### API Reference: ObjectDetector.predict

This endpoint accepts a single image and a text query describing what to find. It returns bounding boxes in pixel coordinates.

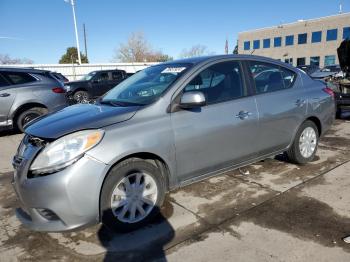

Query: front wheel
[286,120,319,164]
[100,158,165,232]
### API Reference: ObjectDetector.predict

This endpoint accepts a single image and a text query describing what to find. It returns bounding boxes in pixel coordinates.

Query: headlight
[64,85,71,91]
[30,130,104,174]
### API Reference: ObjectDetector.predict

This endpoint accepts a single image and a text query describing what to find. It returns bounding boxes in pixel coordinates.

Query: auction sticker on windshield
[161,67,187,74]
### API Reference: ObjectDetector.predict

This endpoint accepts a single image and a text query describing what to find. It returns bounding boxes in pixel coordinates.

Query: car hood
[25,104,139,140]
[310,71,336,79]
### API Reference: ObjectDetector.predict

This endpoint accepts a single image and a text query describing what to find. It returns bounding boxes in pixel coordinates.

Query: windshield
[101,63,191,106]
[80,71,96,81]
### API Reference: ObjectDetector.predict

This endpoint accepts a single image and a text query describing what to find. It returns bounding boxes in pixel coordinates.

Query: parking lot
[0,119,349,261]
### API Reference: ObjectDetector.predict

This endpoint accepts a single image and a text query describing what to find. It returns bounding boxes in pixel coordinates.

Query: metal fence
[0,62,158,81]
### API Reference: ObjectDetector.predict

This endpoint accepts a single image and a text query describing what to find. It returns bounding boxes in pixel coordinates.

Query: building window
[311,31,322,43]
[324,55,336,66]
[298,33,307,44]
[263,38,270,48]
[253,40,260,49]
[343,27,350,40]
[244,41,250,50]
[297,57,306,66]
[274,37,282,47]
[326,29,338,41]
[284,58,293,65]
[310,56,320,67]
[285,35,294,46]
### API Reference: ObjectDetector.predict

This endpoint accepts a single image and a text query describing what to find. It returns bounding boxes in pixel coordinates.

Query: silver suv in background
[0,68,68,132]
[12,55,335,232]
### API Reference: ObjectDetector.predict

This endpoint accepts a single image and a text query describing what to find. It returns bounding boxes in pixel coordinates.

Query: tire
[100,158,166,232]
[286,120,319,164]
[73,90,90,103]
[16,107,48,133]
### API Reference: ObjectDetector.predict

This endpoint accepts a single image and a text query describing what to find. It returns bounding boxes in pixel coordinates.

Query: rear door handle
[295,99,306,107]
[0,93,10,97]
[235,111,253,120]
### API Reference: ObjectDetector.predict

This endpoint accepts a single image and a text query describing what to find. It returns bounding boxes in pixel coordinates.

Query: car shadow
[97,204,175,262]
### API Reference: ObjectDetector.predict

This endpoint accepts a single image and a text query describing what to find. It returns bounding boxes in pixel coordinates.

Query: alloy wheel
[299,127,317,158]
[110,172,158,223]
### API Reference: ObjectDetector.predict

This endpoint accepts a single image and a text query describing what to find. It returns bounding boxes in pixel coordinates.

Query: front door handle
[0,93,10,97]
[235,111,253,120]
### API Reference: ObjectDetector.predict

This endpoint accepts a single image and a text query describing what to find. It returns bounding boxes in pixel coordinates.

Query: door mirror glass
[179,91,206,108]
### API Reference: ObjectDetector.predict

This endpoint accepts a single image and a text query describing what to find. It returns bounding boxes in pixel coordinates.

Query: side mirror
[179,91,206,109]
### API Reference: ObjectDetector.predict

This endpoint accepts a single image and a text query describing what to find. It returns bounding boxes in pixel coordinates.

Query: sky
[0,0,349,64]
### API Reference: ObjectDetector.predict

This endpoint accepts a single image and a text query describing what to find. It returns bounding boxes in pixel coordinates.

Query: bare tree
[0,54,33,64]
[114,32,172,62]
[179,44,211,58]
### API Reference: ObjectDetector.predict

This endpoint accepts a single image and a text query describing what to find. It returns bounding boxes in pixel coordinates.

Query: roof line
[238,12,350,35]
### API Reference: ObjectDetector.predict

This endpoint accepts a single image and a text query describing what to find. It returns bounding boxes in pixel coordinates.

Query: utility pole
[83,23,88,60]
[225,38,229,55]
[65,0,81,64]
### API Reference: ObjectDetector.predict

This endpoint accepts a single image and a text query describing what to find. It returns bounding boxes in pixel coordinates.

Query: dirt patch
[226,191,350,252]
[320,136,350,150]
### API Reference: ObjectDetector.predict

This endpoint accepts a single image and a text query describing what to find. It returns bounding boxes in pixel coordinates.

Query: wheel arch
[72,87,88,94]
[98,152,172,221]
[288,116,322,150]
[12,102,47,122]
[305,116,322,136]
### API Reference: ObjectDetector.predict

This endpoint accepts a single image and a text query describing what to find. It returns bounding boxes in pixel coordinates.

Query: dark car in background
[0,68,68,132]
[297,65,319,75]
[65,69,128,103]
[310,65,342,79]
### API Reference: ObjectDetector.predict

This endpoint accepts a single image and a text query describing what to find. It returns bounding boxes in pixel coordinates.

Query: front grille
[14,135,47,179]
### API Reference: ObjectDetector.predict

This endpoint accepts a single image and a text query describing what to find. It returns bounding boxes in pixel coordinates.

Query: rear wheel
[16,107,48,132]
[73,90,90,103]
[286,120,319,164]
[100,158,165,232]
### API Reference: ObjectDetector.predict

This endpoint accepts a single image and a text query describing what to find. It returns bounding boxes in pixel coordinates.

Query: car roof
[0,67,50,74]
[91,69,125,73]
[161,54,296,70]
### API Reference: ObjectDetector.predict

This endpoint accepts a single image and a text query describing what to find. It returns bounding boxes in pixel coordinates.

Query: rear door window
[96,72,109,82]
[112,71,123,80]
[248,61,296,94]
[2,72,36,85]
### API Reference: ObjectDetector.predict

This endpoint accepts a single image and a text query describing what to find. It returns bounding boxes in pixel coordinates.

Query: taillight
[323,87,334,97]
[52,87,65,93]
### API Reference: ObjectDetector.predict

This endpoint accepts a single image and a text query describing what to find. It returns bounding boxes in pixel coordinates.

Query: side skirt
[177,148,288,189]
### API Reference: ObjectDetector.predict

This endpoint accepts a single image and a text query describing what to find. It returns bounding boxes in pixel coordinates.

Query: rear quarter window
[2,72,37,85]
